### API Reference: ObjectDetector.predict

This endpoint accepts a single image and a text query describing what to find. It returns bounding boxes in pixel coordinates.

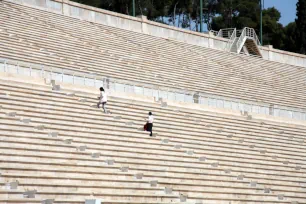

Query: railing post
[83,75,85,85]
[16,62,19,74]
[29,64,32,76]
[62,69,64,82]
[73,73,75,84]
[41,65,44,78]
[4,60,7,72]
[143,86,145,96]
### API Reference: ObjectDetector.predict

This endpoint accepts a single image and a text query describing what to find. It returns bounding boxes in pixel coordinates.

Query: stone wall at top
[5,0,306,68]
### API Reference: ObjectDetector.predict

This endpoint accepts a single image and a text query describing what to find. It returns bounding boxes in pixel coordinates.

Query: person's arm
[98,92,102,100]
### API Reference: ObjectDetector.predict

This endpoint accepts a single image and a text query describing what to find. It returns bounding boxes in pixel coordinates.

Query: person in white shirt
[97,87,108,113]
[146,112,154,136]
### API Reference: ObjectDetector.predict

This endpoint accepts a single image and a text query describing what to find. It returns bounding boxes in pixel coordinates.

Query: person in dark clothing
[146,112,154,136]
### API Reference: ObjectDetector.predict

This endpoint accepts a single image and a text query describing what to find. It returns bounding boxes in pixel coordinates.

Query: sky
[264,0,298,26]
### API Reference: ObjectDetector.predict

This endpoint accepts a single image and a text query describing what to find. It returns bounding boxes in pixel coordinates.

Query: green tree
[283,22,297,52]
[211,0,260,30]
[262,7,285,49]
[295,0,306,54]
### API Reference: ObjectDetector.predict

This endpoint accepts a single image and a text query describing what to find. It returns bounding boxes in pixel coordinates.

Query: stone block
[78,98,87,102]
[164,187,172,194]
[205,124,211,128]
[85,199,102,204]
[211,162,219,167]
[194,119,201,123]
[199,157,206,161]
[179,194,187,202]
[278,194,284,200]
[249,145,255,148]
[161,102,167,107]
[23,190,37,198]
[237,175,244,180]
[184,114,190,118]
[21,118,31,124]
[35,125,45,130]
[120,166,129,172]
[64,139,73,144]
[106,159,114,165]
[92,153,101,158]
[77,146,87,151]
[7,181,18,189]
[42,199,54,204]
[48,132,58,137]
[247,115,252,120]
[264,188,271,193]
[283,161,289,165]
[186,150,194,155]
[295,166,302,170]
[113,116,122,120]
[250,181,257,187]
[51,80,56,86]
[238,139,244,143]
[6,112,17,117]
[125,121,134,126]
[66,93,75,97]
[174,144,182,149]
[162,139,169,143]
[0,93,9,98]
[227,134,233,138]
[135,173,143,179]
[216,129,222,133]
[150,180,158,187]
[260,150,266,154]
[52,85,61,91]
[224,169,231,174]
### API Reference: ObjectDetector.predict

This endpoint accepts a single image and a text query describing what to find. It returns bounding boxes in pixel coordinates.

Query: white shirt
[100,91,107,102]
[147,115,154,123]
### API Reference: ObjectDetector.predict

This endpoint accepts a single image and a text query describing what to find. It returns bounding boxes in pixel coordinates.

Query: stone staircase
[0,1,306,111]
[0,75,305,203]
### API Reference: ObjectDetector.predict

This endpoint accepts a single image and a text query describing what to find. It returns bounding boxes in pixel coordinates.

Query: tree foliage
[70,0,306,54]
[295,0,306,54]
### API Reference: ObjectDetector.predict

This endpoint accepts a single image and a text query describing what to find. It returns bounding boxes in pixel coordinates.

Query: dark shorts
[147,123,153,132]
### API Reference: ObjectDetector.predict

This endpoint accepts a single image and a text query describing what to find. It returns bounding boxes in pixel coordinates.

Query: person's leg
[147,123,153,136]
[102,102,107,113]
[150,123,153,136]
[97,102,101,108]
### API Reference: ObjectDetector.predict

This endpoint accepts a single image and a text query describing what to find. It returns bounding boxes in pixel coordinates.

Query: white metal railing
[215,28,235,39]
[236,28,247,53]
[209,30,218,37]
[224,28,236,52]
[0,58,306,121]
[236,27,261,53]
